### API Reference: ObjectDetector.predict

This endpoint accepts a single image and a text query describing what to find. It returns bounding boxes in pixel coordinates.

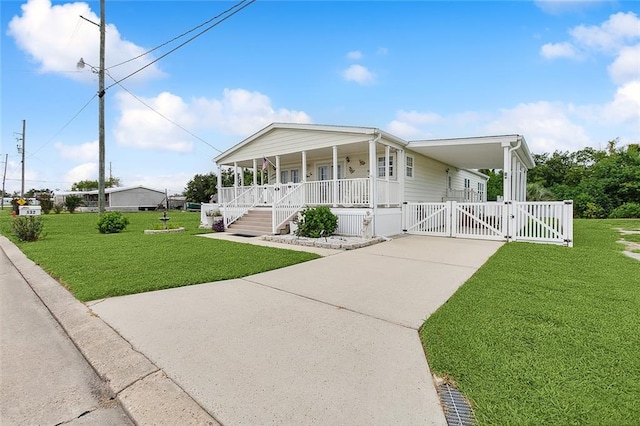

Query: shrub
[64,195,83,213]
[53,203,64,214]
[97,211,130,234]
[212,218,225,232]
[609,202,640,219]
[295,206,338,238]
[11,216,44,242]
[37,193,54,214]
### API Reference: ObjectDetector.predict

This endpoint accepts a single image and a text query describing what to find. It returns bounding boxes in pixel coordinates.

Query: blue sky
[1,0,639,194]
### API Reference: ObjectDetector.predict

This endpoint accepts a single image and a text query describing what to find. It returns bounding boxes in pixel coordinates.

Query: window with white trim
[406,155,414,178]
[464,178,471,189]
[377,155,394,177]
[478,182,484,193]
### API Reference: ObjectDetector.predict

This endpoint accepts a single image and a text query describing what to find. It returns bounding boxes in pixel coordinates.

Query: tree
[184,173,217,203]
[71,177,121,191]
[64,195,83,213]
[184,169,256,203]
[479,169,503,201]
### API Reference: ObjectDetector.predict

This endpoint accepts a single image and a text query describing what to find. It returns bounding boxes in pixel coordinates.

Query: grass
[420,219,640,425]
[0,210,319,301]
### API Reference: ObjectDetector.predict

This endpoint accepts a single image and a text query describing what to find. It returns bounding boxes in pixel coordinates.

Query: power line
[109,76,222,153]
[106,0,252,71]
[105,0,256,91]
[26,94,97,160]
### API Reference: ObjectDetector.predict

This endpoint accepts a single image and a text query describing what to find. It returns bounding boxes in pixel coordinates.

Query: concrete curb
[0,236,219,425]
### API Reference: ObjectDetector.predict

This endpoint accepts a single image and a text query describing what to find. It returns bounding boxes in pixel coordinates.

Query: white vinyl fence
[403,201,573,246]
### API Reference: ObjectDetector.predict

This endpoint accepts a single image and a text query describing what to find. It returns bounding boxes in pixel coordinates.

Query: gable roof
[214,122,407,164]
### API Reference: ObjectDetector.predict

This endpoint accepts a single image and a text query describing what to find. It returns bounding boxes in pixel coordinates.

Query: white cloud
[540,42,583,59]
[64,162,97,184]
[484,102,591,153]
[7,0,164,84]
[342,64,376,85]
[54,141,98,162]
[570,12,640,54]
[386,110,443,139]
[602,81,640,124]
[346,50,363,60]
[608,44,640,85]
[115,91,195,152]
[193,88,312,136]
[114,88,312,151]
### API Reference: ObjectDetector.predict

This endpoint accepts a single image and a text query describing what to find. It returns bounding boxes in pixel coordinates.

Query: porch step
[227,208,275,236]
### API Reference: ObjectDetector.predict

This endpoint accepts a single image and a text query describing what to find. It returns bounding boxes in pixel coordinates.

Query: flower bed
[261,234,385,250]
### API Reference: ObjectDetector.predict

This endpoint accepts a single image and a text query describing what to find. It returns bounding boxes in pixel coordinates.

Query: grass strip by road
[420,219,640,425]
[0,211,319,301]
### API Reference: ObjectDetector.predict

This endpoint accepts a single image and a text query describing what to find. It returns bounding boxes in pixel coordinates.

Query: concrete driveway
[90,235,502,425]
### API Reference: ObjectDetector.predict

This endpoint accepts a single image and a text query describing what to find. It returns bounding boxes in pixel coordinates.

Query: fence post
[564,200,574,247]
[401,201,407,233]
[504,201,513,242]
[449,201,456,237]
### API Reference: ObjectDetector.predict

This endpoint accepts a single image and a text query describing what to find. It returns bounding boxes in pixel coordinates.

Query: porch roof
[214,122,407,166]
[406,134,535,170]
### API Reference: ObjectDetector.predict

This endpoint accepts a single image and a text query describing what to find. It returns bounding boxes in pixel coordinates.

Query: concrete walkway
[89,235,503,425]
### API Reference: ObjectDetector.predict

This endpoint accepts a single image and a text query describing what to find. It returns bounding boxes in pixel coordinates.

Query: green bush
[609,202,640,218]
[11,215,44,242]
[53,203,64,214]
[295,206,338,238]
[64,195,83,213]
[97,211,130,234]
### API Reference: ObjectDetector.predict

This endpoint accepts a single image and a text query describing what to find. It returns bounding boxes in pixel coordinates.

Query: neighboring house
[55,185,166,212]
[211,123,572,246]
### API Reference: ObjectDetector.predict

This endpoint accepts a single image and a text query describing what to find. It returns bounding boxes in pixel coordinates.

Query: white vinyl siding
[403,151,449,202]
[220,129,373,164]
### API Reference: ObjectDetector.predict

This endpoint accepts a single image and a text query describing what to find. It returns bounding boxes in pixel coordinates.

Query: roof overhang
[214,122,407,165]
[407,134,535,170]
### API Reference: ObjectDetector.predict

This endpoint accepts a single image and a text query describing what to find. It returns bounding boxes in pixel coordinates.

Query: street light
[75,0,106,213]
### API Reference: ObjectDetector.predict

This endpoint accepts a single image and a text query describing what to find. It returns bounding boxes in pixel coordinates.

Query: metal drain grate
[437,382,475,426]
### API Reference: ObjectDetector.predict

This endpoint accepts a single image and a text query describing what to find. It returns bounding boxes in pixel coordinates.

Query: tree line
[482,139,640,218]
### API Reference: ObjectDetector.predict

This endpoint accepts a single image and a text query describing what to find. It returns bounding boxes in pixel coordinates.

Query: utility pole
[98,0,106,213]
[1,154,8,210]
[21,119,25,198]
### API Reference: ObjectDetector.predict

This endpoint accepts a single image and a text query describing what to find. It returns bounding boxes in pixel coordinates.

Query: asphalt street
[0,247,131,425]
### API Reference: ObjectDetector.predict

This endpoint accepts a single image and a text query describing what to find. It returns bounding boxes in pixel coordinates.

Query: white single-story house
[55,185,166,212]
[209,123,573,246]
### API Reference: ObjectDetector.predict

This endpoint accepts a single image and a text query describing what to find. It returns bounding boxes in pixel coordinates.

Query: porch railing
[377,179,401,205]
[444,188,483,202]
[272,184,305,234]
[223,186,256,228]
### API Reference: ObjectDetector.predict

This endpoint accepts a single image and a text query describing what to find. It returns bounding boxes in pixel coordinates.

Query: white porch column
[217,164,223,204]
[252,159,258,204]
[275,155,281,185]
[233,161,238,199]
[397,149,405,205]
[301,151,307,183]
[240,167,244,187]
[369,139,377,209]
[502,144,511,202]
[523,169,528,201]
[332,145,338,207]
[385,145,390,207]
[252,159,257,186]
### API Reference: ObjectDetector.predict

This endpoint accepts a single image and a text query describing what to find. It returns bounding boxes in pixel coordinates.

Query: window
[464,178,471,189]
[377,155,394,177]
[280,170,289,183]
[448,176,452,189]
[290,169,299,183]
[280,169,300,183]
[478,182,484,193]
[406,155,414,178]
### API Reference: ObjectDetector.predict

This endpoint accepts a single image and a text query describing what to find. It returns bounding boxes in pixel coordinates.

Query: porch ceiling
[407,134,535,170]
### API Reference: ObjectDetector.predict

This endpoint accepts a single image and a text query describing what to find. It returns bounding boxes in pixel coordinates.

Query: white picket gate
[403,201,573,247]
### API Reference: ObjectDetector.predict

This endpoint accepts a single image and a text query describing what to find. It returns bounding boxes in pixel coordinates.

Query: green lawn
[421,219,640,425]
[0,210,319,301]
